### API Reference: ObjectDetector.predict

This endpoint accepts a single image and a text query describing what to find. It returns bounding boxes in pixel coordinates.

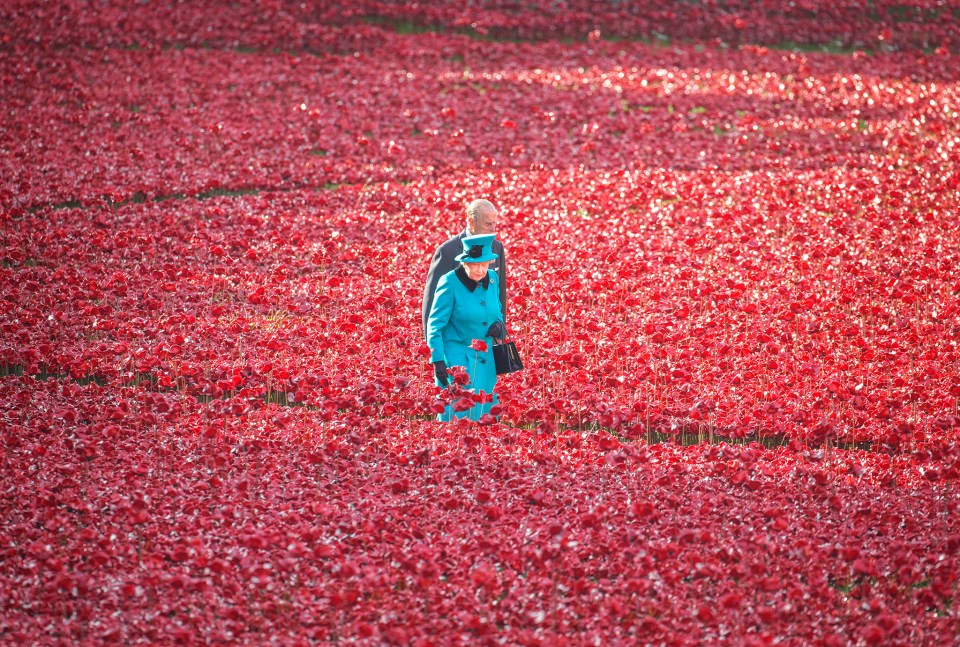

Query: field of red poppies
[3,2,960,644]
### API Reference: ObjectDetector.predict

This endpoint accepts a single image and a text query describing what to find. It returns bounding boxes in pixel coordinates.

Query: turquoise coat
[427,267,503,421]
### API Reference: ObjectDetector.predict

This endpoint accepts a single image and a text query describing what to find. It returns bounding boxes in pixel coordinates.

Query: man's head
[466,199,499,235]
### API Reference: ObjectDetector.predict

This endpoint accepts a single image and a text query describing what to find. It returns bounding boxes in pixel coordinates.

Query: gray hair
[466,199,497,223]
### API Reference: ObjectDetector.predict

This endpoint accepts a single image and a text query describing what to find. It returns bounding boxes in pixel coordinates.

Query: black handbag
[492,336,523,375]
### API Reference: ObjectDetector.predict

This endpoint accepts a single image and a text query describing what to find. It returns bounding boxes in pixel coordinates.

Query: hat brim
[456,253,498,263]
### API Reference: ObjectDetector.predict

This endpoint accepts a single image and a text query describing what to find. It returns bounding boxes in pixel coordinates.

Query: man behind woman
[423,201,508,422]
[421,199,506,334]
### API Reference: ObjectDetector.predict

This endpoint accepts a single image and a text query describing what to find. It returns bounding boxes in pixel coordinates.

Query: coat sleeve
[498,245,507,324]
[422,244,455,335]
[426,274,455,363]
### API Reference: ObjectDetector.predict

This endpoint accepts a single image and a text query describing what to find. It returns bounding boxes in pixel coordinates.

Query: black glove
[432,361,449,387]
[485,321,506,339]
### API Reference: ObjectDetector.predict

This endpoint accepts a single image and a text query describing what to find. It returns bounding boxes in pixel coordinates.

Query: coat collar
[455,266,490,292]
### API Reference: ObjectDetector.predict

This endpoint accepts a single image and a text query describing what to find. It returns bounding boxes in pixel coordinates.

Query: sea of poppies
[2,1,960,644]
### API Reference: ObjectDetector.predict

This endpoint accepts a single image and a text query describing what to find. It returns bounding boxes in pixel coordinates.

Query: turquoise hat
[455,234,498,263]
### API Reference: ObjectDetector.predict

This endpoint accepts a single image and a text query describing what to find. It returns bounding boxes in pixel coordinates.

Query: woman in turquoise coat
[427,234,506,422]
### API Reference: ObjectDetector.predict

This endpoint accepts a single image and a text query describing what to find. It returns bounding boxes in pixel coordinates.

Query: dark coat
[422,228,507,334]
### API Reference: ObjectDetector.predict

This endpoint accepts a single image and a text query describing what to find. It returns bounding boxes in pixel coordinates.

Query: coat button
[482,322,487,326]
[481,301,486,306]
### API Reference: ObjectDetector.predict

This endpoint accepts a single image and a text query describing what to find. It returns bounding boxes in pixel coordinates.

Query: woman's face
[463,261,490,282]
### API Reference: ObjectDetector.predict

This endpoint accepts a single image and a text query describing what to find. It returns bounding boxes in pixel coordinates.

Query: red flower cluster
[2,376,958,643]
[2,1,959,643]
[1,0,958,52]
